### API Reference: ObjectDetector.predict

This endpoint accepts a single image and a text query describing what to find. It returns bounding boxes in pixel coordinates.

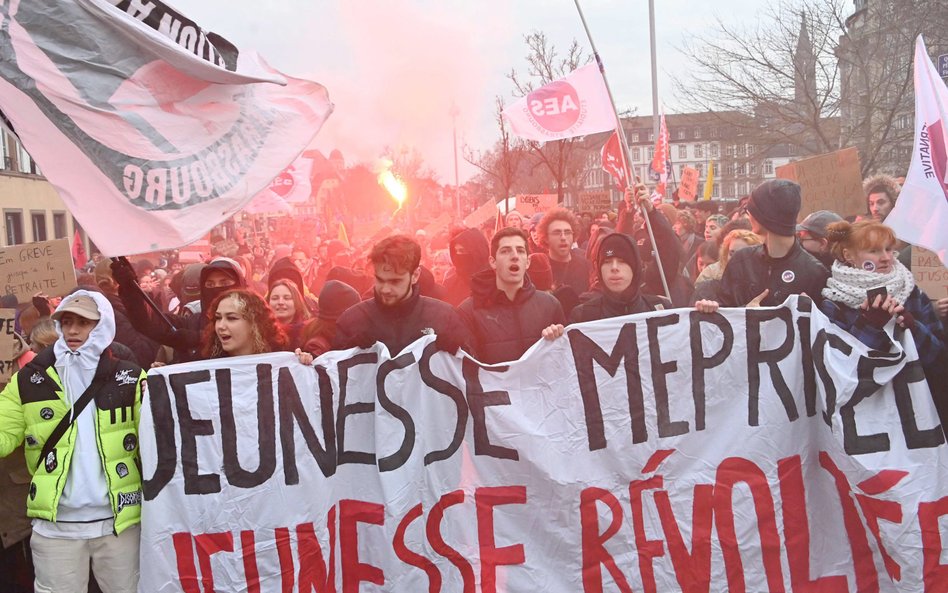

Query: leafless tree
[675,0,948,175]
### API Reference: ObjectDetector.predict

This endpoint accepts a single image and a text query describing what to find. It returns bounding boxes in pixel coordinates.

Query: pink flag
[600,131,628,190]
[886,36,948,264]
[502,64,616,141]
[0,0,332,256]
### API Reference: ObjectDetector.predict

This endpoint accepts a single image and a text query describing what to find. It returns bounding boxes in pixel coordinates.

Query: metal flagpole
[572,0,672,300]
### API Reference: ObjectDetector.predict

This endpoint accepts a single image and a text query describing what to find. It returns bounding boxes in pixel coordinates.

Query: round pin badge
[862,261,876,272]
[123,434,137,452]
[781,270,795,283]
[116,463,129,479]
[40,407,54,420]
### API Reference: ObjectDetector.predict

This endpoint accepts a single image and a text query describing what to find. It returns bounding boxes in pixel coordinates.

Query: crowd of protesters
[1,173,947,592]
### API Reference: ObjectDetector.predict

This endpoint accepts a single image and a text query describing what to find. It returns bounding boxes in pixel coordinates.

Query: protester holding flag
[569,232,671,323]
[111,257,247,363]
[0,291,146,593]
[820,220,947,426]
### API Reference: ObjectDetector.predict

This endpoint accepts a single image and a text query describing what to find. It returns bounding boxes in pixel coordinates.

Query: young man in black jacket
[333,235,471,355]
[457,227,565,364]
[719,179,829,307]
[570,233,672,323]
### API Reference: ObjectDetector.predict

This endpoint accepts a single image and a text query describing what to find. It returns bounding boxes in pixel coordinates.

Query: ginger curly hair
[202,289,288,358]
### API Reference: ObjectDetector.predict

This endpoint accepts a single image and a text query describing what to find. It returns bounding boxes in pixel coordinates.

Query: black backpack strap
[34,350,116,471]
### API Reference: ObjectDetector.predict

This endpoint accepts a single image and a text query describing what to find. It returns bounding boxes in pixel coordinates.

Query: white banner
[140,297,948,592]
[502,64,616,142]
[0,0,333,256]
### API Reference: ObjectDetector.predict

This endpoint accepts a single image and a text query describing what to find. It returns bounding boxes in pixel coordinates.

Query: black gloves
[110,257,138,286]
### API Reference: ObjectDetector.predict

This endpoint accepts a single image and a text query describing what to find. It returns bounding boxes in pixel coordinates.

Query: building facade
[0,129,89,251]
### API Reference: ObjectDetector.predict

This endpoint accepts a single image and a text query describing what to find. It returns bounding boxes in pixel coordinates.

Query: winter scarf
[821,259,915,309]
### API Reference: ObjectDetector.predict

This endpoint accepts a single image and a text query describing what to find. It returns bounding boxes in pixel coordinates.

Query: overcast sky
[173,0,824,181]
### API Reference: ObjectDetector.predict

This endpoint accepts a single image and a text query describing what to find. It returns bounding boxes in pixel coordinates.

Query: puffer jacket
[457,270,565,364]
[570,233,672,323]
[333,285,473,355]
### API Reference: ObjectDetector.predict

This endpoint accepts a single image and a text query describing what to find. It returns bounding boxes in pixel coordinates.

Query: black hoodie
[457,269,565,364]
[570,233,671,323]
[444,228,490,306]
[118,258,246,362]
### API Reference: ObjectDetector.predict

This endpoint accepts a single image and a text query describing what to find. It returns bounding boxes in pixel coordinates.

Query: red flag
[72,230,87,269]
[600,131,628,190]
[649,113,669,197]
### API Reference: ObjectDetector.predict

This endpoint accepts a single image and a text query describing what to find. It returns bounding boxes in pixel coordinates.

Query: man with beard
[457,227,565,364]
[538,208,591,294]
[333,235,471,355]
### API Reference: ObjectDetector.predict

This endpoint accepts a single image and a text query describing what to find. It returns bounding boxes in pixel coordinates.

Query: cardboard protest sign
[577,191,612,212]
[140,297,947,592]
[0,308,15,383]
[679,166,699,201]
[776,147,865,219]
[912,246,948,299]
[0,239,77,304]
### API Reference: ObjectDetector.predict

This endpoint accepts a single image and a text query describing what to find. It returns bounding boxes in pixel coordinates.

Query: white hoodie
[34,290,117,538]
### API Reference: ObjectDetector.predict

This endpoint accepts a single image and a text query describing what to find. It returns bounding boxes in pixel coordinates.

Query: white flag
[886,36,948,264]
[502,63,616,141]
[0,0,333,256]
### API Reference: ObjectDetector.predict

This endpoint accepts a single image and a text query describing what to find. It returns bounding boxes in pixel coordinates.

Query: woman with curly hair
[202,289,312,363]
[820,220,947,427]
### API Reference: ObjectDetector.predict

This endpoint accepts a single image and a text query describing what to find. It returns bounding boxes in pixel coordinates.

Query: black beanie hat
[746,179,801,236]
[597,233,637,269]
[317,280,360,322]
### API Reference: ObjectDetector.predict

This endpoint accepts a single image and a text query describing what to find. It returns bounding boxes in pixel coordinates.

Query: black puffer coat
[457,270,565,364]
[333,285,472,355]
[570,233,671,323]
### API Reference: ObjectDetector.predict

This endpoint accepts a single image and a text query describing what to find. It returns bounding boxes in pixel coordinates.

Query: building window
[694,144,704,159]
[736,144,746,157]
[53,212,67,239]
[695,163,703,175]
[694,127,701,139]
[647,130,654,142]
[631,132,640,143]
[725,145,735,157]
[647,147,655,161]
[675,129,686,140]
[632,147,641,161]
[31,212,47,242]
[736,163,745,176]
[748,145,755,156]
[750,163,758,176]
[4,210,24,246]
[0,130,8,170]
[710,127,720,139]
[712,183,719,198]
[764,160,774,175]
[726,163,735,176]
[17,143,32,174]
[710,144,720,158]
[677,145,688,159]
